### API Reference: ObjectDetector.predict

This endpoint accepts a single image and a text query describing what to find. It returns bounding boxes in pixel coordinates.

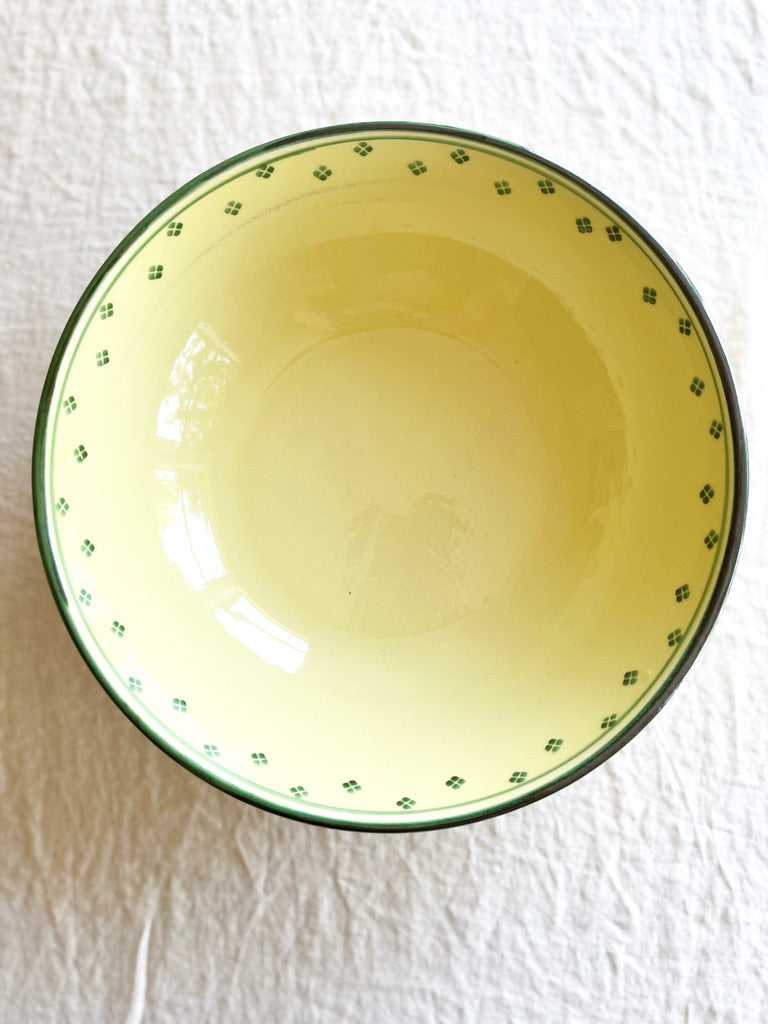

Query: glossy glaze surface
[34,126,743,829]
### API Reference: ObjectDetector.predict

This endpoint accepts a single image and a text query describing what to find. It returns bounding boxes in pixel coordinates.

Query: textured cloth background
[1,2,767,1022]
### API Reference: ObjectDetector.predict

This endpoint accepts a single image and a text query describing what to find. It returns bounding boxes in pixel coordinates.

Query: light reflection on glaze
[155,324,308,673]
[156,469,225,592]
[215,596,308,674]
[156,324,238,446]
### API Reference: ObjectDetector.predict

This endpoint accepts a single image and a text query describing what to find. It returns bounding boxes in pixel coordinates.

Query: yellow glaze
[40,128,736,828]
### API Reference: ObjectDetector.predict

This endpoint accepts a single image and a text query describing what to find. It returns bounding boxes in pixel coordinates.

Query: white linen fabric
[1,1,766,1021]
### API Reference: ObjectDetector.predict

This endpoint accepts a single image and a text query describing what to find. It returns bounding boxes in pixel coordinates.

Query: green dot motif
[545,738,563,753]
[250,752,268,766]
[494,180,512,195]
[450,148,469,164]
[408,160,427,176]
[508,771,528,784]
[643,286,657,304]
[396,796,416,809]
[576,217,592,233]
[342,779,362,793]
[445,775,465,790]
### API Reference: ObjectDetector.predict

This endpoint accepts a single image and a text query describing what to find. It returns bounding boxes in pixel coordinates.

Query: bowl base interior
[206,235,627,641]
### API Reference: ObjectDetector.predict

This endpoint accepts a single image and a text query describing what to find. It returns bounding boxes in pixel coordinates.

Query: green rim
[32,121,748,832]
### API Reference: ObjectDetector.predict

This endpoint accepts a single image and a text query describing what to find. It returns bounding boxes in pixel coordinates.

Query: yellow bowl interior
[36,126,740,829]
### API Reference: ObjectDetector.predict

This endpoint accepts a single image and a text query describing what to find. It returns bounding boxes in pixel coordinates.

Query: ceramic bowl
[33,123,747,830]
